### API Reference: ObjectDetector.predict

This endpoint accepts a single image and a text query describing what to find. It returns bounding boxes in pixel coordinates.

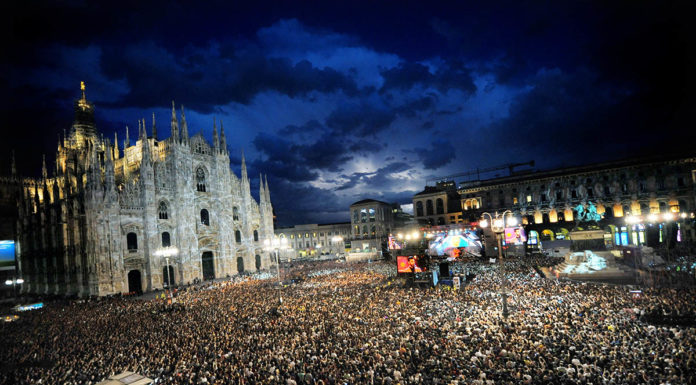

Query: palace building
[274,222,351,259]
[448,154,696,248]
[13,84,275,296]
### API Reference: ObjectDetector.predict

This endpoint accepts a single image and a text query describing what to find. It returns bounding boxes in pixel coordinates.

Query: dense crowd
[1,259,695,385]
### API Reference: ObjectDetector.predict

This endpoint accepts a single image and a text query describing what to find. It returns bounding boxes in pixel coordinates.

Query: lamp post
[480,210,516,319]
[154,247,178,304]
[264,237,288,304]
[331,236,344,259]
[5,277,24,303]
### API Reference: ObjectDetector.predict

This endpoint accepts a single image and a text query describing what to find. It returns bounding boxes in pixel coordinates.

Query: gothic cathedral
[16,84,275,296]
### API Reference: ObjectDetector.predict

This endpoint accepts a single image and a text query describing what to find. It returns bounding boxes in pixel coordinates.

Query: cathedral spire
[259,173,265,204]
[265,174,271,204]
[141,123,151,166]
[152,112,157,140]
[114,131,119,159]
[125,125,130,148]
[241,150,248,181]
[180,105,189,145]
[212,117,219,152]
[220,121,227,154]
[105,138,115,190]
[171,101,180,142]
[11,150,16,178]
[42,154,48,179]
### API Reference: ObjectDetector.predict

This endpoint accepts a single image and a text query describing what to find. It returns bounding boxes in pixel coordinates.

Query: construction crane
[426,160,535,185]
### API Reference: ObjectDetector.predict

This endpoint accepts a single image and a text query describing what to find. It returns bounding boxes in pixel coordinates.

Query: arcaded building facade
[15,85,275,296]
[456,155,696,247]
[412,180,463,226]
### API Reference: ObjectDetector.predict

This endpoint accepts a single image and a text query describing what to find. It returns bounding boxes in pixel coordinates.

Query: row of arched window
[126,228,260,251]
[159,201,242,222]
[415,198,445,217]
[353,225,377,237]
[352,208,377,223]
[127,231,172,251]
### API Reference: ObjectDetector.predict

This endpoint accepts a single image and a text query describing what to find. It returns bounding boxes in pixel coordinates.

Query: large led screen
[427,230,482,258]
[504,227,527,245]
[396,255,427,273]
[0,240,15,271]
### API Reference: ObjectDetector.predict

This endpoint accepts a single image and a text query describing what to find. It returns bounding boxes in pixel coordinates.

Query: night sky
[2,1,694,225]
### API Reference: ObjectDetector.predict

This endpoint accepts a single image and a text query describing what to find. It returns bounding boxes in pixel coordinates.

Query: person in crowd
[0,258,694,384]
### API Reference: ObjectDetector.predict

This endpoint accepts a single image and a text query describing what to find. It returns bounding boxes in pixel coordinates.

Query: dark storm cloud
[251,133,318,182]
[264,177,352,225]
[252,130,354,177]
[348,140,384,154]
[336,161,412,191]
[278,119,324,136]
[4,1,695,226]
[415,139,456,170]
[379,62,476,94]
[485,68,636,167]
[326,99,396,137]
[396,95,438,118]
[302,135,354,172]
[99,42,359,111]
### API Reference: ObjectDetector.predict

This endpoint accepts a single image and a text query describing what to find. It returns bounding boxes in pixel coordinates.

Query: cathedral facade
[15,84,275,296]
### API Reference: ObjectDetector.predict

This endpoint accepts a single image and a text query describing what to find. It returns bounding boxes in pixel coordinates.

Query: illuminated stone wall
[14,89,275,296]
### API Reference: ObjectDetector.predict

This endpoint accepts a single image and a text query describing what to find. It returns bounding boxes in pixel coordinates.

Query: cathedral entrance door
[128,270,142,295]
[202,252,215,281]
[237,256,245,274]
[163,265,175,287]
[255,254,261,271]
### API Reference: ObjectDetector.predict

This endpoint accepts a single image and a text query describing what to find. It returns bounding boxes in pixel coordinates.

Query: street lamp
[331,236,344,258]
[480,210,516,319]
[154,247,178,304]
[264,237,288,304]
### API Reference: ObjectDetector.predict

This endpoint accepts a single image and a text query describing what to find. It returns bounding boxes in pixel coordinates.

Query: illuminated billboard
[504,227,527,245]
[0,241,15,271]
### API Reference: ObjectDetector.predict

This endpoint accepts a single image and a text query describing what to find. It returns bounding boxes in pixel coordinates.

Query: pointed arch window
[253,230,259,242]
[196,167,207,192]
[200,209,210,226]
[158,201,168,219]
[233,207,240,221]
[235,230,242,243]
